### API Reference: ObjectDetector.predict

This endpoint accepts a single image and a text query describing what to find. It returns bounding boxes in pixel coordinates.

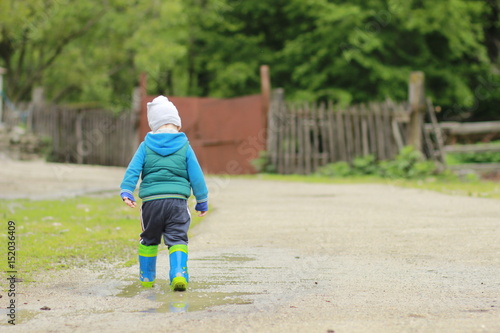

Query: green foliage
[258,173,500,199]
[1,0,499,120]
[378,146,437,179]
[316,155,378,177]
[250,150,276,173]
[351,155,378,175]
[315,146,437,179]
[446,141,500,164]
[315,161,352,177]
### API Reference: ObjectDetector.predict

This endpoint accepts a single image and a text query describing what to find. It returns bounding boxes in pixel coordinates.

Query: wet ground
[1,160,499,332]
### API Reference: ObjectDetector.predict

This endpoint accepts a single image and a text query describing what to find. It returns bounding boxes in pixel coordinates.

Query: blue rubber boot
[169,244,189,291]
[138,244,158,287]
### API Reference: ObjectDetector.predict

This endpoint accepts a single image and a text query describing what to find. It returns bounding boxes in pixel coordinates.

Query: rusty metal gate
[139,91,267,175]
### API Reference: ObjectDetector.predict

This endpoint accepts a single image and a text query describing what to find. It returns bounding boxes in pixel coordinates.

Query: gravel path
[1,160,499,332]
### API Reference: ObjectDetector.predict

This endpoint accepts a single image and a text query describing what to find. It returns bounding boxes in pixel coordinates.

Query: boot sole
[171,277,188,291]
[141,280,155,288]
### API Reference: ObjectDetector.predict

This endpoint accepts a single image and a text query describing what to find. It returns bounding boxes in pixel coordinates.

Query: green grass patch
[0,195,205,280]
[255,173,500,199]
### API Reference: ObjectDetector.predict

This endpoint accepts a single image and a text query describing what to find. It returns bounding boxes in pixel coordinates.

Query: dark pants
[140,199,191,247]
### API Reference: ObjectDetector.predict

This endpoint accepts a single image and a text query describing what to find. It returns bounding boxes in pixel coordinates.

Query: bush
[447,141,500,164]
[351,155,378,175]
[315,161,352,177]
[378,146,437,179]
[251,150,276,173]
[315,146,437,180]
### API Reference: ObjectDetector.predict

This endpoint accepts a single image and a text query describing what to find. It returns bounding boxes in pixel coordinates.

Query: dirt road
[1,159,499,332]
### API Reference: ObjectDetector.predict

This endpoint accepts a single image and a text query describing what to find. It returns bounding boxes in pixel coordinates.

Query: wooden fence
[29,105,138,166]
[424,120,500,172]
[267,89,411,174]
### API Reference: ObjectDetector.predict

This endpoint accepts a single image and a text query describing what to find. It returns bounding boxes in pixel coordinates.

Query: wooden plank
[277,101,286,174]
[437,121,500,135]
[365,104,377,157]
[343,107,354,162]
[290,104,297,173]
[392,119,405,151]
[448,163,500,171]
[372,103,386,160]
[326,101,336,163]
[64,109,72,162]
[295,104,304,174]
[443,143,500,153]
[303,103,312,174]
[335,107,347,162]
[318,102,329,167]
[351,106,361,158]
[425,98,446,166]
[382,102,395,158]
[284,104,292,174]
[362,115,369,156]
[311,103,320,172]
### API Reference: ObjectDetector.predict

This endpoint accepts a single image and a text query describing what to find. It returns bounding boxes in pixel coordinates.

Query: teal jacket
[120,132,208,204]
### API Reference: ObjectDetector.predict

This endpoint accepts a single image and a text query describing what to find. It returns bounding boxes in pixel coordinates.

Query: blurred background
[1,0,499,175]
[1,0,498,119]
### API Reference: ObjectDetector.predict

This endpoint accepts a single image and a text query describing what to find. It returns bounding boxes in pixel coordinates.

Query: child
[120,95,208,291]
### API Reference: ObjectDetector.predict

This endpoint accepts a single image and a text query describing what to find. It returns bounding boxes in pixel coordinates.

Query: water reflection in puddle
[116,279,253,313]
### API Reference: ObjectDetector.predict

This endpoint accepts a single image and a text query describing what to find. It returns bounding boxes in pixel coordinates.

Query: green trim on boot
[139,243,158,257]
[169,244,188,255]
[138,244,158,287]
[169,244,189,291]
[141,280,154,288]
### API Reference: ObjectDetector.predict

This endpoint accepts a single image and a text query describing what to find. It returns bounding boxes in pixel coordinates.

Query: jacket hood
[144,132,188,156]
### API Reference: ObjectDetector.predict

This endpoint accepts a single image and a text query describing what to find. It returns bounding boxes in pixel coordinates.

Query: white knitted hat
[147,95,181,132]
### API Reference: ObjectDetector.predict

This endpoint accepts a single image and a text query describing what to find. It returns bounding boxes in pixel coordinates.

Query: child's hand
[197,210,207,217]
[195,201,208,217]
[123,197,137,208]
[121,191,136,208]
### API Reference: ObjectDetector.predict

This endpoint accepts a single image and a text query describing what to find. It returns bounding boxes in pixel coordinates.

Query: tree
[0,0,189,108]
[0,0,107,102]
[0,0,498,120]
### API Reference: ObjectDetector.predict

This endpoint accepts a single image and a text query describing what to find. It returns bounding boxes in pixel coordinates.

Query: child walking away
[120,95,208,291]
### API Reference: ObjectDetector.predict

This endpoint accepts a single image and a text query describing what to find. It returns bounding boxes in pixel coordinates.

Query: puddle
[115,279,253,313]
[0,309,40,326]
[191,254,256,262]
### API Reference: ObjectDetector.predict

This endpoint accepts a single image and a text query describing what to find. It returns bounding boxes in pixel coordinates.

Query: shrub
[447,141,500,164]
[251,150,276,173]
[379,146,437,179]
[315,146,437,179]
[315,161,352,177]
[351,154,378,175]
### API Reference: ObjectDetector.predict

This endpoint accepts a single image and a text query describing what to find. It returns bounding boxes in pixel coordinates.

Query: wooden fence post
[0,67,6,124]
[29,87,44,131]
[407,71,426,151]
[260,65,271,142]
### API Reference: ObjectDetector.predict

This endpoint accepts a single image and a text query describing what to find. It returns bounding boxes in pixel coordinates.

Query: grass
[254,173,500,199]
[0,194,205,280]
